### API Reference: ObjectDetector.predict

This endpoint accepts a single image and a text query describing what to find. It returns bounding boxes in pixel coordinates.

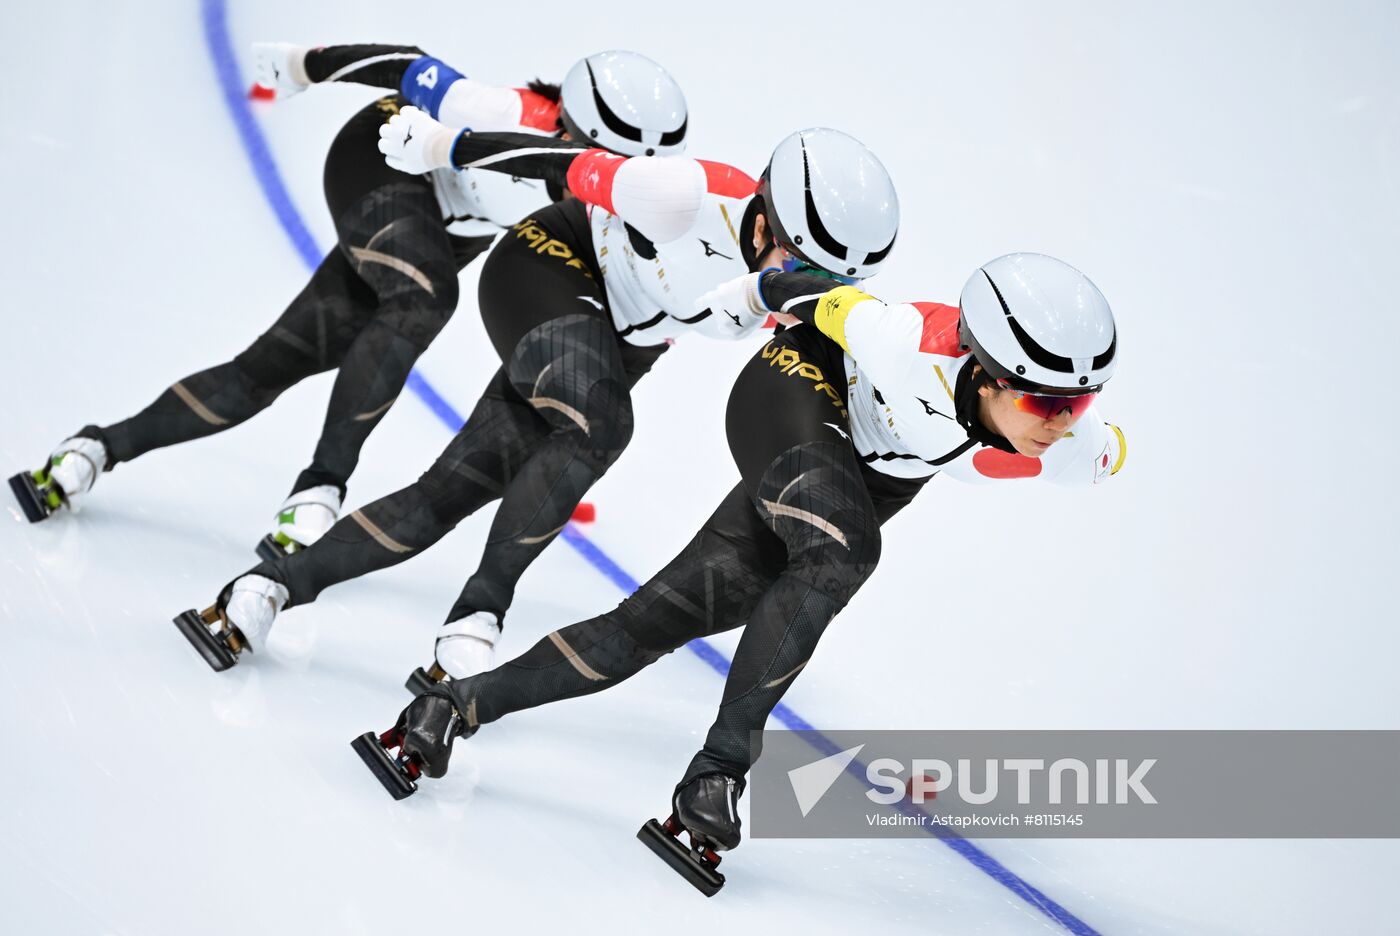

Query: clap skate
[353,686,470,800]
[350,723,424,801]
[171,602,246,672]
[172,575,288,672]
[637,814,726,897]
[8,466,63,523]
[9,436,108,523]
[638,773,742,896]
[404,662,447,696]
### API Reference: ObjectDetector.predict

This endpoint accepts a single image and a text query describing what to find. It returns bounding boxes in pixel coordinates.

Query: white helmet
[559,51,687,157]
[958,253,1117,394]
[756,128,899,281]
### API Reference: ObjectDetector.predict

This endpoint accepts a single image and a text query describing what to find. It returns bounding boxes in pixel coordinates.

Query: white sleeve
[436,78,527,131]
[841,299,924,393]
[607,157,708,244]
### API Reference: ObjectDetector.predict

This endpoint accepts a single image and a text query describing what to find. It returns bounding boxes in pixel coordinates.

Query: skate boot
[352,683,474,799]
[8,436,108,523]
[256,484,342,561]
[172,574,288,671]
[674,774,744,850]
[638,774,742,896]
[405,610,501,694]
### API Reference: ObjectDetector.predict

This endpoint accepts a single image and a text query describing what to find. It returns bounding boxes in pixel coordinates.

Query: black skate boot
[638,774,743,897]
[171,583,245,672]
[352,684,473,800]
[674,774,744,850]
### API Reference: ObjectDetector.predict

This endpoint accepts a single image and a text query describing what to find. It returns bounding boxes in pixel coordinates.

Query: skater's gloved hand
[378,106,460,175]
[694,272,775,337]
[251,42,312,99]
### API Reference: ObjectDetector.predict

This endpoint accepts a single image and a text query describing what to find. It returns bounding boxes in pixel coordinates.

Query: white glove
[693,272,770,338]
[251,42,311,99]
[378,106,458,175]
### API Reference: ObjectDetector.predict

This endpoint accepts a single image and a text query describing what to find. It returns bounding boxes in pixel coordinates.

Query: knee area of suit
[344,226,460,316]
[784,510,882,599]
[231,350,304,392]
[527,376,635,462]
[580,383,634,460]
[415,473,478,527]
[518,614,660,674]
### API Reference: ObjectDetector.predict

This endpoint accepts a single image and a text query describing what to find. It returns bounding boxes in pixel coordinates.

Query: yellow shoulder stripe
[933,364,955,401]
[814,285,874,353]
[1110,424,1127,475]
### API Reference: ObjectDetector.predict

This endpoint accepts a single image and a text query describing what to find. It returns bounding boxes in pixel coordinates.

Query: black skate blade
[255,534,287,563]
[404,666,440,696]
[172,609,237,672]
[351,732,418,800]
[638,819,725,897]
[8,472,50,523]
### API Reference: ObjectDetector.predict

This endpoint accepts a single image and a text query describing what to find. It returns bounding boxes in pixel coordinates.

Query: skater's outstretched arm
[253,43,560,132]
[380,107,754,246]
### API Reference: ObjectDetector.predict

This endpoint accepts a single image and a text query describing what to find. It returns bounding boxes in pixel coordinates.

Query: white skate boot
[256,484,342,561]
[403,611,502,692]
[223,575,289,652]
[435,611,502,679]
[9,436,108,522]
[172,574,288,672]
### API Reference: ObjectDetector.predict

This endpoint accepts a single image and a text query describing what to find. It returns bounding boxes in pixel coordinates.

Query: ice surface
[2,1,1397,933]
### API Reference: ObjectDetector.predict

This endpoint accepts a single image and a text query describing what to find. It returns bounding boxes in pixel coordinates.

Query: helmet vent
[659,118,687,146]
[586,61,644,142]
[984,269,1014,317]
[1093,331,1116,369]
[863,235,896,266]
[800,138,848,261]
[985,269,1100,376]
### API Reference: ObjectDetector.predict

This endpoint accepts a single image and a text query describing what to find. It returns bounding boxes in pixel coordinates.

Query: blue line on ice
[200,2,1101,931]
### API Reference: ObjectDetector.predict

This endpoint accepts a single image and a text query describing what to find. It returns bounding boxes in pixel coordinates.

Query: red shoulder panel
[564,149,626,214]
[972,448,1042,479]
[913,302,962,356]
[696,160,757,199]
[514,88,561,133]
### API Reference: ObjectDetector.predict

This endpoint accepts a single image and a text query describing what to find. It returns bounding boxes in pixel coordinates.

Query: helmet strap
[954,362,1017,454]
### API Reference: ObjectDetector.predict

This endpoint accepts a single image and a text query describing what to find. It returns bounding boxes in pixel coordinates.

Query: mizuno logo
[917,397,953,420]
[824,422,850,440]
[577,295,604,311]
[699,239,733,259]
[725,311,742,326]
